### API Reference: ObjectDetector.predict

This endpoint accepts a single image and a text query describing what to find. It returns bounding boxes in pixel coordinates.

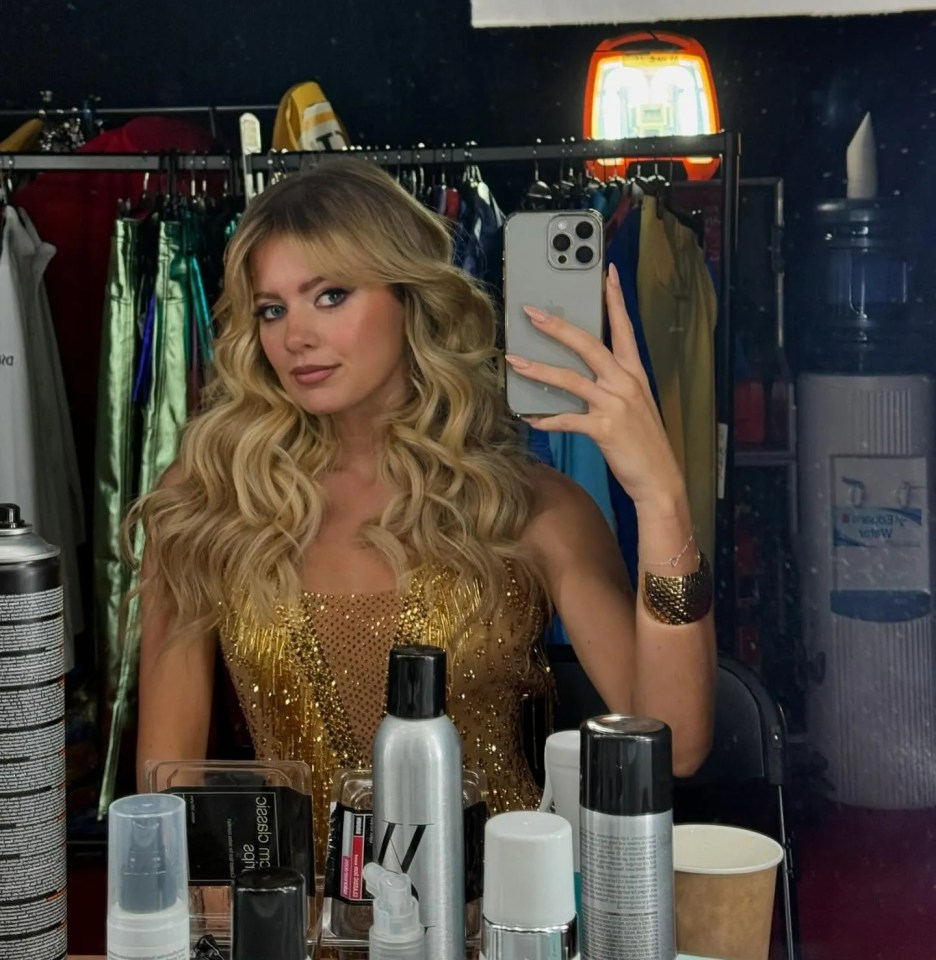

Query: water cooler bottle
[799,198,936,808]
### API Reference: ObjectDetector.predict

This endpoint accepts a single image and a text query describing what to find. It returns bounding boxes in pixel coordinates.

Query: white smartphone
[503,210,605,417]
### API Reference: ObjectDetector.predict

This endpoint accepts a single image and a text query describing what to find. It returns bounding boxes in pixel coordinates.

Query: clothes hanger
[551,162,575,206]
[0,164,14,208]
[583,164,603,195]
[416,164,430,206]
[457,161,477,207]
[164,152,184,219]
[239,112,264,201]
[523,157,553,210]
[628,162,669,217]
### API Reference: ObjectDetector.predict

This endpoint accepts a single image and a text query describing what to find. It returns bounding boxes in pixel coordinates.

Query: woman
[135,158,715,862]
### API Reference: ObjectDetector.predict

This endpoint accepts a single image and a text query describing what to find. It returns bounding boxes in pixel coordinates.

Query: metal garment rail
[0,104,279,116]
[0,103,282,137]
[0,132,740,644]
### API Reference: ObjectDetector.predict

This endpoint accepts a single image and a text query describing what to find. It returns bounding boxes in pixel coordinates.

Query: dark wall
[5,2,935,199]
[6,1,935,360]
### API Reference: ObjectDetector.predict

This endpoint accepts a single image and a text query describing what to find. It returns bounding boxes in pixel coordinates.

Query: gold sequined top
[219,566,550,874]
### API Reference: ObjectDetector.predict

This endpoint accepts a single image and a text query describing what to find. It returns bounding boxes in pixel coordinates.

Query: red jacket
[16,116,218,493]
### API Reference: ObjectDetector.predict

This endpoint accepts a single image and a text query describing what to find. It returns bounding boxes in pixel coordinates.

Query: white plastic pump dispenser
[364,862,427,960]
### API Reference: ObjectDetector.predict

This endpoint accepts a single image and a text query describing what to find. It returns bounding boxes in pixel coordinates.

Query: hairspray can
[373,644,465,960]
[580,716,675,960]
[0,504,67,959]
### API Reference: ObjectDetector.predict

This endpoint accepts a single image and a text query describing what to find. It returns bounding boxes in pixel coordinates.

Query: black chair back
[687,656,787,788]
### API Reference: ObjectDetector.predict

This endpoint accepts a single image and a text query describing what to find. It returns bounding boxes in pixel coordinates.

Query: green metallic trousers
[95,216,210,814]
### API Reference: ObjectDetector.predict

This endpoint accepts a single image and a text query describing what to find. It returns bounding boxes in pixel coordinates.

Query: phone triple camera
[549,215,598,269]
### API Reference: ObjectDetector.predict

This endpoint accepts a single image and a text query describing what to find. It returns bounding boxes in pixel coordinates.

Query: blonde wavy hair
[127,157,541,634]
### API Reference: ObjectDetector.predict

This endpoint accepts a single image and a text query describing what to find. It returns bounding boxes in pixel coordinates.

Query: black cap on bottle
[581,715,672,816]
[232,867,306,960]
[0,504,26,529]
[386,643,447,719]
[119,816,177,913]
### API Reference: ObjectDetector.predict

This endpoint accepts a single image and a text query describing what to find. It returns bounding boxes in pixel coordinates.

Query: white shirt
[0,207,85,669]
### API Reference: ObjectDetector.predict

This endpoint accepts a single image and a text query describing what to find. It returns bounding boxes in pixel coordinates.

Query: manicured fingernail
[505,354,531,369]
[608,263,621,286]
[524,305,548,323]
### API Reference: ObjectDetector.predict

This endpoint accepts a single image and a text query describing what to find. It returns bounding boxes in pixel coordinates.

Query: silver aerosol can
[373,644,465,960]
[580,716,675,960]
[0,504,67,959]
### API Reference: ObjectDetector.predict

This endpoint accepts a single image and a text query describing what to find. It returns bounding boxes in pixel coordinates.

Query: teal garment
[547,432,618,535]
[99,218,191,814]
[183,210,217,393]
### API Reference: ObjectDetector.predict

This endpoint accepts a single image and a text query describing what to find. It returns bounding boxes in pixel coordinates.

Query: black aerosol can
[0,504,67,959]
[580,716,675,960]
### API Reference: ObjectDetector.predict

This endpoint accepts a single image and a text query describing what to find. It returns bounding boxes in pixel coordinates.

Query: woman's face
[252,235,410,425]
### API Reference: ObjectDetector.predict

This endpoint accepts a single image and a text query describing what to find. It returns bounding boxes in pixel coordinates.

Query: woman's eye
[317,288,349,308]
[254,303,286,322]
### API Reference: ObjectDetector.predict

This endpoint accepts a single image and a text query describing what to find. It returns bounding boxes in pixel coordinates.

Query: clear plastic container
[320,767,487,948]
[144,758,315,953]
[107,793,189,960]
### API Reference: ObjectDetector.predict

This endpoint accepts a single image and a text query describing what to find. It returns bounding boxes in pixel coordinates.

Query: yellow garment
[272,81,350,152]
[0,118,44,152]
[220,566,549,874]
[637,196,718,562]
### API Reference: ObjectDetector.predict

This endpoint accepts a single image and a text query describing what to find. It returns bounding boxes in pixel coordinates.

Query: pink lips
[291,364,338,385]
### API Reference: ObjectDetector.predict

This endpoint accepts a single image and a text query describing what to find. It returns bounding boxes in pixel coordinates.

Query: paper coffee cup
[673,823,783,960]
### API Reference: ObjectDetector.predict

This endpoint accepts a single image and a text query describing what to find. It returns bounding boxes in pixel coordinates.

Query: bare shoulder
[523,463,615,559]
[157,461,185,490]
[528,462,598,515]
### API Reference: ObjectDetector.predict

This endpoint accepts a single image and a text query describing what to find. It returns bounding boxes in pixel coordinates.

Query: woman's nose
[283,308,319,353]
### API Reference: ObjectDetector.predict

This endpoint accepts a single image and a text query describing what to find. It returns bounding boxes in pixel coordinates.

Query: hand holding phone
[503,211,605,417]
[505,253,688,515]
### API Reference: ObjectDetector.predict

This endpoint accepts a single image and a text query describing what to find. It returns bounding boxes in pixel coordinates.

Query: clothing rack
[0,133,734,169]
[0,104,280,117]
[0,101,281,138]
[0,132,741,646]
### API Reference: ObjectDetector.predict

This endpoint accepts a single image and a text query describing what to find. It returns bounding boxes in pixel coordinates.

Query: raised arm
[507,263,716,775]
[528,468,715,776]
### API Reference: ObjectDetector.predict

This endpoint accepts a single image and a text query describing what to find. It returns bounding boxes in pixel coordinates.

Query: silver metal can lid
[0,504,60,563]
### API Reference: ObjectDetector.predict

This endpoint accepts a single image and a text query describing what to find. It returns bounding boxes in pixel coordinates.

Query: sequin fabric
[219,566,550,874]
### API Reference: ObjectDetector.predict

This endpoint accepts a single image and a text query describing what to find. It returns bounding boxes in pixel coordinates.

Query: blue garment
[472,181,506,289]
[605,206,663,592]
[132,292,157,405]
[610,205,661,407]
[453,181,505,287]
[527,423,554,468]
[589,190,610,219]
